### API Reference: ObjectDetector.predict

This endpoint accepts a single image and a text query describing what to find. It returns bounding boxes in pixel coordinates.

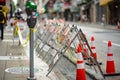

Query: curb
[67,21,120,31]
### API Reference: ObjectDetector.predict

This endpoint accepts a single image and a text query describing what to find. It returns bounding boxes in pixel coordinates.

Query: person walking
[14,4,23,20]
[0,6,6,40]
[101,14,106,26]
[63,1,71,21]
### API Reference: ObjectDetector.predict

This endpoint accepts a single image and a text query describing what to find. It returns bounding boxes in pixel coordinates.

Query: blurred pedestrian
[14,4,23,20]
[81,14,87,22]
[0,6,6,40]
[63,1,71,21]
[117,19,120,29]
[101,14,106,26]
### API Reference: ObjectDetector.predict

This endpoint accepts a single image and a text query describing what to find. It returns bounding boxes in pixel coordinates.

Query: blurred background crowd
[1,0,120,25]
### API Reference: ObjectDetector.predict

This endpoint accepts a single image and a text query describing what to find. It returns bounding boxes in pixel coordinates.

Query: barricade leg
[38,44,46,57]
[44,49,53,63]
[42,47,52,60]
[46,52,63,76]
[48,51,59,68]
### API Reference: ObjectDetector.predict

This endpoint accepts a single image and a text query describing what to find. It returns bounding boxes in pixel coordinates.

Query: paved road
[35,21,120,80]
[78,25,120,68]
[75,23,120,80]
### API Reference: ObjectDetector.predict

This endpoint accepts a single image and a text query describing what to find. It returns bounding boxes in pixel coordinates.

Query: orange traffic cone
[86,36,102,65]
[76,44,86,80]
[106,41,116,74]
[90,36,97,60]
[83,42,89,60]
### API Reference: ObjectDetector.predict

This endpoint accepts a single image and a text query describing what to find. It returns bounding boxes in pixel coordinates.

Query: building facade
[79,0,120,25]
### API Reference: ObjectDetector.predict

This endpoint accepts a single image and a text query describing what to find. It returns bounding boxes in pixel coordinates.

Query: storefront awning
[99,0,113,6]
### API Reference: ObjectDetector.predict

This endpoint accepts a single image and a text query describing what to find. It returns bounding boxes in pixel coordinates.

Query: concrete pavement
[0,26,67,80]
[1,21,119,80]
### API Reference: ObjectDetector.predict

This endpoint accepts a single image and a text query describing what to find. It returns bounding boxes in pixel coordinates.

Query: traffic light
[25,1,37,28]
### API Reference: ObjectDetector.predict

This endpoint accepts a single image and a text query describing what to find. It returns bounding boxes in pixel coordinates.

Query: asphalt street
[35,21,120,80]
[76,23,120,80]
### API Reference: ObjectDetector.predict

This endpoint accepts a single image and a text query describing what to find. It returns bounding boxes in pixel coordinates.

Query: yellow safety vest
[2,6,9,13]
[0,10,6,24]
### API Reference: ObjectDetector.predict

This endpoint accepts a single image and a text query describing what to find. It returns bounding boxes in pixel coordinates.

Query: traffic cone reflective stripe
[76,44,86,80]
[90,36,97,60]
[91,48,97,60]
[106,41,116,74]
[77,61,84,69]
[83,42,89,59]
[107,54,114,61]
[91,42,95,49]
[108,47,112,53]
[77,53,83,62]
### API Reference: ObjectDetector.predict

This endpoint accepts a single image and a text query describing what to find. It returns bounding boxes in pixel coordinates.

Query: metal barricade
[34,20,104,78]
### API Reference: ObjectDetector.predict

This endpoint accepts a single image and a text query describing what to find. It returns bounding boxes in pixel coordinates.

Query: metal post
[27,29,36,80]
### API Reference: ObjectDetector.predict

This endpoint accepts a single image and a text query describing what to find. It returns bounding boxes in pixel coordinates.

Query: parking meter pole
[27,28,36,80]
[30,29,34,77]
[30,29,34,78]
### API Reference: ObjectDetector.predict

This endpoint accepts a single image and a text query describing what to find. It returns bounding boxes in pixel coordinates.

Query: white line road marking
[0,56,28,60]
[103,40,120,47]
[3,39,19,42]
[4,33,13,36]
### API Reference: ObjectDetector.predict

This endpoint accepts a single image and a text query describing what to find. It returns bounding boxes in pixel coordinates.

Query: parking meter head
[25,1,37,28]
[27,17,37,28]
[25,1,37,16]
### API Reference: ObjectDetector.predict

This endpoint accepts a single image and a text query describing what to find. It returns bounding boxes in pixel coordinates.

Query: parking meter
[26,1,37,80]
[26,1,37,28]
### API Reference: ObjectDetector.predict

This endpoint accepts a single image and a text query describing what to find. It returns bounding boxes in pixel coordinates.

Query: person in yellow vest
[2,6,9,13]
[0,6,6,40]
[2,5,9,20]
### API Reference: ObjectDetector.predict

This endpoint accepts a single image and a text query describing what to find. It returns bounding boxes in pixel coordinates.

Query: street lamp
[25,1,37,80]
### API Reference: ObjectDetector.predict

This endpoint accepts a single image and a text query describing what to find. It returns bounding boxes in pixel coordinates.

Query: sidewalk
[0,26,67,80]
